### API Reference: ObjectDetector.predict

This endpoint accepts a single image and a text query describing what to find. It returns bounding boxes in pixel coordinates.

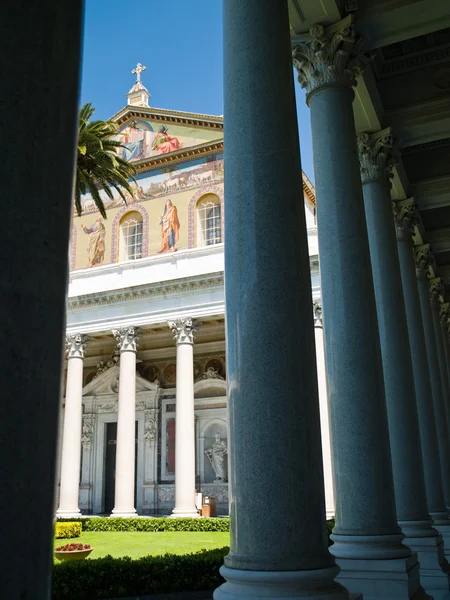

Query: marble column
[57,334,90,517]
[314,301,335,520]
[217,1,348,598]
[0,2,83,596]
[293,19,425,600]
[167,318,199,518]
[439,304,450,438]
[416,248,450,513]
[358,131,447,595]
[395,201,450,571]
[111,327,140,517]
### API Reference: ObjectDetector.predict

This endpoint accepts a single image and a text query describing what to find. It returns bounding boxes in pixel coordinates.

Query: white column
[111,326,140,517]
[57,334,90,517]
[168,318,199,518]
[314,301,335,519]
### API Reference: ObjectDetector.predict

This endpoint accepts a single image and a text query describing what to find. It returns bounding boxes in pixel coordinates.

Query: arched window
[197,195,222,246]
[119,211,143,261]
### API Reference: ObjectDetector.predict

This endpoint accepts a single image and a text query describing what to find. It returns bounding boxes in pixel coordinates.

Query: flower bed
[54,543,93,562]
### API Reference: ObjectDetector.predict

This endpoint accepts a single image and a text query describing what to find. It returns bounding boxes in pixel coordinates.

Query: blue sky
[80,0,314,179]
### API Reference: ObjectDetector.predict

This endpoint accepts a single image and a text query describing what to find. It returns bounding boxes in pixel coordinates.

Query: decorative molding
[439,303,450,327]
[429,278,445,306]
[66,334,90,359]
[81,415,95,450]
[96,400,118,414]
[110,204,149,264]
[292,16,368,99]
[168,318,200,345]
[414,245,432,277]
[144,408,158,447]
[402,136,450,156]
[357,128,398,184]
[68,272,224,311]
[313,301,323,328]
[393,198,417,241]
[112,326,141,353]
[196,367,224,382]
[377,45,450,79]
[188,185,224,249]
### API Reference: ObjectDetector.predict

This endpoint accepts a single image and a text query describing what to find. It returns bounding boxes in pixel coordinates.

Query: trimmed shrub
[56,516,230,533]
[53,547,228,600]
[54,522,82,539]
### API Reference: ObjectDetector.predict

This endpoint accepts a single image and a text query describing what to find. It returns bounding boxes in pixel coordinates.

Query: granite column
[217,1,348,597]
[0,1,83,597]
[111,327,140,517]
[294,19,422,599]
[358,131,446,596]
[430,282,450,444]
[167,318,199,518]
[415,248,450,513]
[57,334,90,517]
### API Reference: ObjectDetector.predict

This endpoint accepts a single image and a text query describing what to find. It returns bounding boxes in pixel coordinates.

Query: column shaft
[397,232,448,524]
[0,2,83,596]
[112,327,140,517]
[431,296,450,449]
[416,268,450,510]
[314,305,335,519]
[171,333,198,517]
[57,355,84,516]
[359,142,432,536]
[217,2,347,598]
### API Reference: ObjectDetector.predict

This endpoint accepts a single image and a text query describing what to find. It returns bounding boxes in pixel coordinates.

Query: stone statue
[205,433,228,482]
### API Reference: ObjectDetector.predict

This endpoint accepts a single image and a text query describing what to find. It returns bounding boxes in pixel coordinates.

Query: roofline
[110,105,223,128]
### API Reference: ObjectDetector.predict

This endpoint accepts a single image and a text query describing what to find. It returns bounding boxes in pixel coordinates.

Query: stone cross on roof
[132,63,146,83]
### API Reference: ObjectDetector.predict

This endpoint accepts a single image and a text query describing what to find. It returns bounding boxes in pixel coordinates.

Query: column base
[56,508,82,518]
[213,564,352,599]
[405,533,450,599]
[433,523,450,560]
[110,508,137,518]
[170,507,200,518]
[334,553,431,600]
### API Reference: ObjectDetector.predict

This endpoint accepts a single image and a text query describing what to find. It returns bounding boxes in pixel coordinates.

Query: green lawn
[54,531,230,561]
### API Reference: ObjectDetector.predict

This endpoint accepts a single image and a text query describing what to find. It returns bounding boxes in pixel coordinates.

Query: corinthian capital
[168,317,200,345]
[439,303,450,327]
[414,245,431,278]
[393,198,417,241]
[112,326,141,353]
[66,334,90,359]
[292,16,368,99]
[357,129,398,184]
[429,278,445,306]
[313,301,323,327]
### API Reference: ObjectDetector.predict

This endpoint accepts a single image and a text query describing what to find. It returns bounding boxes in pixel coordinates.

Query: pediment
[81,365,159,397]
[194,377,227,399]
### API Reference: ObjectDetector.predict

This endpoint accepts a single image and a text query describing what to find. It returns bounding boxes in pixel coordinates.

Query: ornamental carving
[112,326,141,353]
[429,278,444,306]
[414,246,431,277]
[93,350,120,379]
[357,129,398,184]
[66,334,90,359]
[81,415,95,450]
[393,199,417,240]
[439,304,450,327]
[96,401,118,413]
[167,318,200,345]
[203,485,229,504]
[198,367,224,381]
[313,301,323,327]
[157,486,174,503]
[292,17,368,98]
[144,409,158,447]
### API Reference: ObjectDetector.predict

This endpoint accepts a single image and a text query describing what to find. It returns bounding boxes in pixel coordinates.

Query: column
[111,327,140,517]
[358,130,448,595]
[167,318,199,518]
[439,304,450,437]
[314,301,335,519]
[430,281,450,441]
[395,200,450,572]
[57,334,90,517]
[0,3,83,597]
[415,248,450,512]
[216,1,348,598]
[293,19,423,600]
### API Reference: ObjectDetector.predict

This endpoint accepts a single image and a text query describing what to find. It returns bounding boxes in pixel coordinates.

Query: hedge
[53,547,228,600]
[54,522,82,539]
[56,516,230,533]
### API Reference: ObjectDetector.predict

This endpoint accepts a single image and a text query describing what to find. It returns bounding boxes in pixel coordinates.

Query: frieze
[96,401,118,413]
[144,409,158,447]
[81,415,95,450]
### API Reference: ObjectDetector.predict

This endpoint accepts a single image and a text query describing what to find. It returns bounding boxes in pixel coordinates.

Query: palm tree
[76,103,136,218]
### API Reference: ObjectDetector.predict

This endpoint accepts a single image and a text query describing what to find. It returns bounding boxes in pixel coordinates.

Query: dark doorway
[103,421,138,513]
